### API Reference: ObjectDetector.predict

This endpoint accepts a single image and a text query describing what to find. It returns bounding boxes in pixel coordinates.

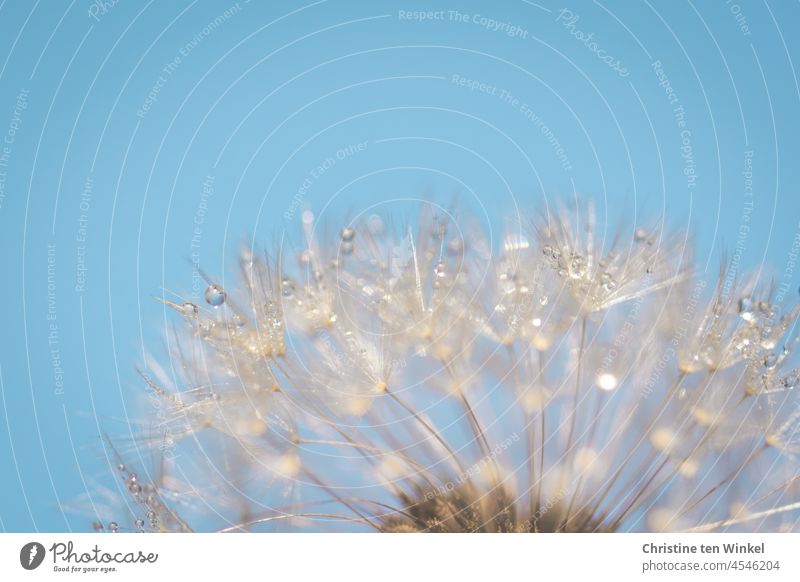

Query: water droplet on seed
[739,297,754,321]
[181,301,198,316]
[204,284,226,307]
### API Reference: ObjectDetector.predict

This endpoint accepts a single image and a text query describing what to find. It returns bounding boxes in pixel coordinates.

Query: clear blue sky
[0,0,799,531]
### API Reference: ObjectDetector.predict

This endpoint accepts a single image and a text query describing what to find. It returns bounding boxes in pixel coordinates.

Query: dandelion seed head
[91,202,800,534]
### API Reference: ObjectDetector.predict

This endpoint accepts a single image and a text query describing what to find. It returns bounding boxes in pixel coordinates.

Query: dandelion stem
[686,500,800,532]
[558,315,588,526]
[297,438,441,492]
[564,315,587,456]
[609,411,729,531]
[384,386,466,473]
[217,513,370,532]
[613,390,753,529]
[575,371,687,530]
[536,349,548,518]
[302,467,381,531]
[456,390,492,460]
[671,444,767,526]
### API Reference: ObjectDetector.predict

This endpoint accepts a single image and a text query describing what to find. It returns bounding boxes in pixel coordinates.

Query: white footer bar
[2,533,798,581]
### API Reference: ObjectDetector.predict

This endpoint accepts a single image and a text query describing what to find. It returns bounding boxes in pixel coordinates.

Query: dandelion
[93,202,800,533]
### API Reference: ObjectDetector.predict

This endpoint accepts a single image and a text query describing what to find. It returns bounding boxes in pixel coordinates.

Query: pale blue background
[0,0,799,531]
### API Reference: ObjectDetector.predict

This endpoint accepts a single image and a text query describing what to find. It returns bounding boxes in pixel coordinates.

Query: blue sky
[0,0,799,531]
